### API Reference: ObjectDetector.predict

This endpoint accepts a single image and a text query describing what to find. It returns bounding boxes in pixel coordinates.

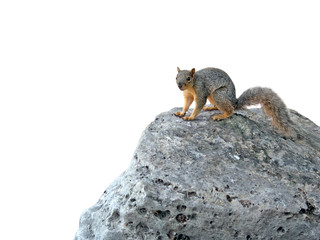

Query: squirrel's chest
[183,88,196,98]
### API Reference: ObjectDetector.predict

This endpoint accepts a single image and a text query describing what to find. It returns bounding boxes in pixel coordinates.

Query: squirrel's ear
[177,67,181,73]
[190,68,195,77]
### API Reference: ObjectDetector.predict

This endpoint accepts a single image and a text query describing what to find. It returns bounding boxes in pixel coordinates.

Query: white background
[1,1,319,239]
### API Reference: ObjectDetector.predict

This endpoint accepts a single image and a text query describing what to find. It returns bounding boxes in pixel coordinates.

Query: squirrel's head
[176,67,195,91]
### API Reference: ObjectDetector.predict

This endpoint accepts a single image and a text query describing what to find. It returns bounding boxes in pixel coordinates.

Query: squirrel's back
[195,67,237,106]
[196,68,233,84]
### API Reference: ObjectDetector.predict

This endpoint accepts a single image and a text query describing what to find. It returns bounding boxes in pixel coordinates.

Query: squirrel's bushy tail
[236,87,294,135]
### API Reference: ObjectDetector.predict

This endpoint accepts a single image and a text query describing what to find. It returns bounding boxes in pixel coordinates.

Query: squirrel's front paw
[182,116,194,121]
[174,112,185,117]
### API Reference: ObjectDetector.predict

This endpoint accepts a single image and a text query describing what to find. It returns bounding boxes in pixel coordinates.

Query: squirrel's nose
[178,83,182,89]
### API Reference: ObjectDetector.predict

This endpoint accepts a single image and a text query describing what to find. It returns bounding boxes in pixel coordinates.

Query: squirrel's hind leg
[212,111,233,120]
[203,95,219,111]
[211,89,234,120]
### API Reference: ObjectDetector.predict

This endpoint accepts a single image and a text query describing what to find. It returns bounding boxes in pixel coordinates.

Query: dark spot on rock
[174,234,190,240]
[277,226,285,233]
[108,210,120,222]
[136,222,149,233]
[226,195,237,202]
[148,195,163,204]
[154,210,170,219]
[154,178,164,184]
[153,210,160,217]
[186,191,197,198]
[174,186,179,190]
[138,208,147,215]
[300,208,306,214]
[130,198,136,202]
[246,235,252,240]
[299,201,315,214]
[177,205,187,212]
[239,199,252,208]
[176,214,187,223]
[124,221,133,227]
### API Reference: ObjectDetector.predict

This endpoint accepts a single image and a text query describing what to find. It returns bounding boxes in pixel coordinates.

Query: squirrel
[174,67,298,138]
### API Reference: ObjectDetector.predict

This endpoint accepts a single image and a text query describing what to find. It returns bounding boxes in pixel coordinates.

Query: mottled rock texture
[75,108,320,240]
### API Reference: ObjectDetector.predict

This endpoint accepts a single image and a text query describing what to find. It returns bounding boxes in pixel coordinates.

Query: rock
[75,108,320,240]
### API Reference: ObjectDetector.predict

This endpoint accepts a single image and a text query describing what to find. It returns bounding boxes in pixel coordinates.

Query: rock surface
[75,108,320,240]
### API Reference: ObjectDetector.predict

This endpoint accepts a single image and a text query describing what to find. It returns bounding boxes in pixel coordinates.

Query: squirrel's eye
[187,77,191,81]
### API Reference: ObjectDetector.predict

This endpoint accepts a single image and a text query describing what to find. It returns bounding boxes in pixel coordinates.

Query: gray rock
[75,108,320,240]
